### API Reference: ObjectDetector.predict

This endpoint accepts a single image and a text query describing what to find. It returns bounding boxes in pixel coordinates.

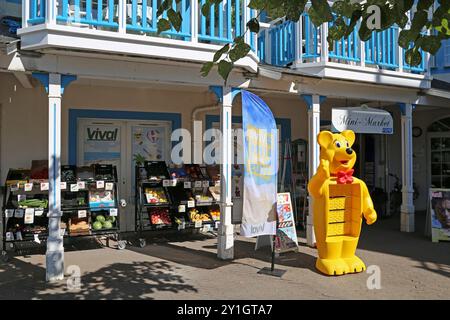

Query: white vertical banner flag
[241,90,278,237]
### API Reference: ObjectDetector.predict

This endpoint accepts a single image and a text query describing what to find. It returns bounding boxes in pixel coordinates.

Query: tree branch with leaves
[157,0,450,82]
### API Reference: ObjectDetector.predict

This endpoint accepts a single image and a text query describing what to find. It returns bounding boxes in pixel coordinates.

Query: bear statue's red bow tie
[332,169,354,184]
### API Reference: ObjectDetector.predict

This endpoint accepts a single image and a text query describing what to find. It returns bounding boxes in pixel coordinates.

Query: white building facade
[1,0,449,280]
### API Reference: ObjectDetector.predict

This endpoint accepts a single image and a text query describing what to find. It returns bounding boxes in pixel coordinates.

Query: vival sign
[332,105,393,134]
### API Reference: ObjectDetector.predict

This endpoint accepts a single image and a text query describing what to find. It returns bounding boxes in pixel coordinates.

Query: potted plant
[133,154,147,179]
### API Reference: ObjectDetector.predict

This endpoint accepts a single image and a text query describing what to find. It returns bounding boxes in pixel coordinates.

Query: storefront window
[429,117,450,188]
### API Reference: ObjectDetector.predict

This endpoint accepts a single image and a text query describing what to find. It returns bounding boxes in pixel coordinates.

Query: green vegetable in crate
[107,216,116,223]
[93,221,103,230]
[18,199,48,208]
[102,221,113,229]
[96,215,106,223]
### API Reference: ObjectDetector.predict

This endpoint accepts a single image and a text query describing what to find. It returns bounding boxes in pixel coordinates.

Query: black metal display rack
[1,164,125,261]
[134,162,220,247]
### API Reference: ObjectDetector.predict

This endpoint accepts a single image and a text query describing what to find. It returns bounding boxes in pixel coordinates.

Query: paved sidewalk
[0,212,449,300]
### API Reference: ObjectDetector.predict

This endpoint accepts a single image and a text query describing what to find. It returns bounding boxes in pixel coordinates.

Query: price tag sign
[195,220,202,228]
[34,209,44,217]
[77,181,86,190]
[17,194,26,202]
[215,221,220,229]
[78,210,87,218]
[24,183,33,192]
[40,182,49,191]
[178,205,186,213]
[194,181,202,188]
[214,180,221,187]
[70,184,79,192]
[105,183,114,191]
[170,179,177,187]
[60,182,67,190]
[203,181,210,187]
[5,209,14,218]
[184,181,191,189]
[187,200,195,208]
[14,209,24,218]
[202,225,211,233]
[10,184,19,192]
[24,208,35,224]
[96,180,105,189]
[109,208,118,217]
[163,180,170,187]
[177,221,186,231]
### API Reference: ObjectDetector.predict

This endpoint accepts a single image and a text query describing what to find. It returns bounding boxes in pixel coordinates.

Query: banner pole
[271,235,276,272]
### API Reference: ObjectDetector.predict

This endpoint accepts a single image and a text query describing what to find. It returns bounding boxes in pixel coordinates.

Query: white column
[360,38,365,68]
[264,28,271,64]
[243,0,251,45]
[46,73,64,281]
[398,28,404,72]
[22,0,30,28]
[293,20,302,68]
[400,103,415,232]
[190,0,198,43]
[45,0,57,24]
[217,86,234,260]
[306,95,321,247]
[320,23,328,63]
[118,0,127,34]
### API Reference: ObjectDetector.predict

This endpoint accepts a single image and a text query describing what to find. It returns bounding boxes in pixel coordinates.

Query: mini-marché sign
[332,105,394,134]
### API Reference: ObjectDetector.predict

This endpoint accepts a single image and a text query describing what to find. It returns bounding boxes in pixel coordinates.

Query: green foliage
[154,0,450,82]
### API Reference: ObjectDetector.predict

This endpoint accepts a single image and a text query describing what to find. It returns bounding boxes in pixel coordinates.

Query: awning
[332,106,394,134]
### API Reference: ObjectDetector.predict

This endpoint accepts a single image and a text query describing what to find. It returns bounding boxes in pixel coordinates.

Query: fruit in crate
[209,210,220,221]
[189,209,211,222]
[196,195,212,203]
[18,198,48,209]
[96,215,106,223]
[107,216,116,223]
[103,221,113,229]
[149,208,171,225]
[145,188,167,204]
[93,221,103,230]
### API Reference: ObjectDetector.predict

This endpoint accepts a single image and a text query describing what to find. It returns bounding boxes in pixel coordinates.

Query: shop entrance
[77,119,172,232]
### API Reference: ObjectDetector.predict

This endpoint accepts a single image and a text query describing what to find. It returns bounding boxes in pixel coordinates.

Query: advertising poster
[241,90,278,237]
[275,193,299,253]
[429,189,450,243]
[83,124,121,169]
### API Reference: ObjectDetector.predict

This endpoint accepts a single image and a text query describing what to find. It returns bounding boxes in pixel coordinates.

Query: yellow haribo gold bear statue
[308,130,377,276]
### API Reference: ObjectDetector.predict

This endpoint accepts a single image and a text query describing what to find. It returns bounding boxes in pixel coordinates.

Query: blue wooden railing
[126,0,190,39]
[198,0,244,44]
[302,13,319,61]
[269,20,295,66]
[261,14,426,74]
[328,19,360,63]
[28,0,45,25]
[27,0,255,47]
[365,27,399,69]
[55,0,119,29]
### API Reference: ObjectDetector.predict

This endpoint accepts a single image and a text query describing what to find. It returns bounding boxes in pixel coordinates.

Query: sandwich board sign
[255,192,299,252]
[275,193,299,253]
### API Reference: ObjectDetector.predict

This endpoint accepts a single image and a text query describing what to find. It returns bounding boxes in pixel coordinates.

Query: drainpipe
[191,104,219,164]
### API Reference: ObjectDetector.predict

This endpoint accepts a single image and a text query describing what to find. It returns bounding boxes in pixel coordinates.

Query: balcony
[258,15,431,89]
[17,0,259,72]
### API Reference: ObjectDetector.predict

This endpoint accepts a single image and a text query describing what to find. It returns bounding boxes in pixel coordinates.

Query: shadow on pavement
[0,256,197,300]
[357,211,450,278]
[128,235,317,273]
